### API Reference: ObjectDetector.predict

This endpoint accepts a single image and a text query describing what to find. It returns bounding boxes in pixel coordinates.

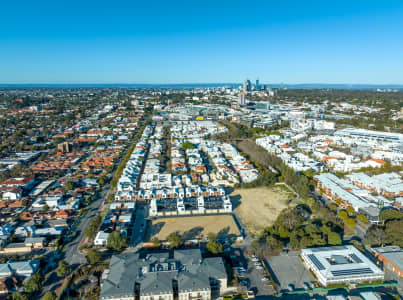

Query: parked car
[240,279,249,286]
[247,290,255,299]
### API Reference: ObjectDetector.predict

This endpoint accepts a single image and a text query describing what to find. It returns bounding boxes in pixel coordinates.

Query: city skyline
[1,0,403,84]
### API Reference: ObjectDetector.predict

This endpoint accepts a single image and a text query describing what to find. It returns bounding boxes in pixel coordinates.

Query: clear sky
[1,0,403,84]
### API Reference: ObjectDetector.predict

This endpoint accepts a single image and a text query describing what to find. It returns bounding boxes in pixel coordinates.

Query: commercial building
[301,245,384,286]
[372,246,403,278]
[334,128,403,143]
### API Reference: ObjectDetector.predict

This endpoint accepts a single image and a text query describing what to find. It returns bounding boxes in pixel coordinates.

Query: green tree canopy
[41,291,57,300]
[337,210,348,220]
[181,142,195,150]
[107,231,127,251]
[56,260,70,277]
[345,217,356,227]
[206,233,223,254]
[380,209,403,223]
[85,216,102,241]
[10,292,29,300]
[86,248,102,265]
[364,226,386,246]
[167,232,182,249]
[24,272,43,293]
[327,232,342,245]
[385,219,403,247]
[346,206,355,216]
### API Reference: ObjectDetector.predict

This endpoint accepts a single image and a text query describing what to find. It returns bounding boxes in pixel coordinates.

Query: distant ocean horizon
[0,83,402,90]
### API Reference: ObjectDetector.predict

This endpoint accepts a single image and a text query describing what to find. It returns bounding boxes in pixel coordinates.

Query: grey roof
[0,259,40,278]
[100,254,139,299]
[373,246,403,271]
[101,249,226,299]
[177,271,210,292]
[25,237,45,244]
[139,272,175,296]
[174,249,202,265]
[200,257,227,279]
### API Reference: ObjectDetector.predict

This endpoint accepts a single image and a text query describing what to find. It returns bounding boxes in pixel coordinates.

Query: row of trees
[154,232,223,255]
[85,216,103,241]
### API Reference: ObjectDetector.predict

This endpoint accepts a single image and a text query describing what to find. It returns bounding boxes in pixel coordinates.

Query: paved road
[129,204,148,248]
[39,185,108,297]
[39,116,150,297]
[65,187,107,265]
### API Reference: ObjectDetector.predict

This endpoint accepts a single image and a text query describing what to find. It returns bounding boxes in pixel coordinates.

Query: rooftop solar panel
[308,254,325,270]
[331,268,373,277]
[311,246,347,252]
[350,253,363,263]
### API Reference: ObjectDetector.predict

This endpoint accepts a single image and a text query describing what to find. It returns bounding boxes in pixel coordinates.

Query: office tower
[256,79,260,91]
[239,94,246,105]
[243,79,251,92]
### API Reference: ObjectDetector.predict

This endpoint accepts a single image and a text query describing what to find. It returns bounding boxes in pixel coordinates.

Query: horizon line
[1,82,403,86]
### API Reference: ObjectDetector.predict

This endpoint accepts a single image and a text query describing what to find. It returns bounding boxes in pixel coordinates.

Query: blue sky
[1,0,403,84]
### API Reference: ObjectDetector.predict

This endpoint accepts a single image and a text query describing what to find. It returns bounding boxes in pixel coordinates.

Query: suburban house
[0,260,40,278]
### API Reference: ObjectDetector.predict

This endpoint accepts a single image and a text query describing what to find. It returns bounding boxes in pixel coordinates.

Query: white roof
[302,245,383,281]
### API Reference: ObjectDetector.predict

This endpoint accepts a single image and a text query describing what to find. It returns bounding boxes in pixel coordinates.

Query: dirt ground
[149,215,241,241]
[231,186,293,234]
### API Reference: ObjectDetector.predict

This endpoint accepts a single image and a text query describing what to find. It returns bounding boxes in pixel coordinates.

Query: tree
[345,217,356,227]
[276,208,303,231]
[278,225,290,238]
[327,232,342,245]
[85,216,102,241]
[24,272,43,293]
[327,203,338,211]
[266,235,283,253]
[56,260,70,277]
[98,176,106,186]
[337,210,348,220]
[151,237,160,247]
[65,180,76,191]
[380,209,403,223]
[385,219,403,247]
[167,232,182,249]
[357,214,368,223]
[86,248,102,264]
[364,226,386,246]
[41,291,57,300]
[346,206,355,216]
[248,239,263,256]
[10,292,29,300]
[107,231,127,251]
[181,142,195,150]
[206,233,223,254]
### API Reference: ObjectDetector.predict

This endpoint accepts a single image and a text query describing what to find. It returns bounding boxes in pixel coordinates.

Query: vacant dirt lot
[149,215,240,241]
[232,186,293,234]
